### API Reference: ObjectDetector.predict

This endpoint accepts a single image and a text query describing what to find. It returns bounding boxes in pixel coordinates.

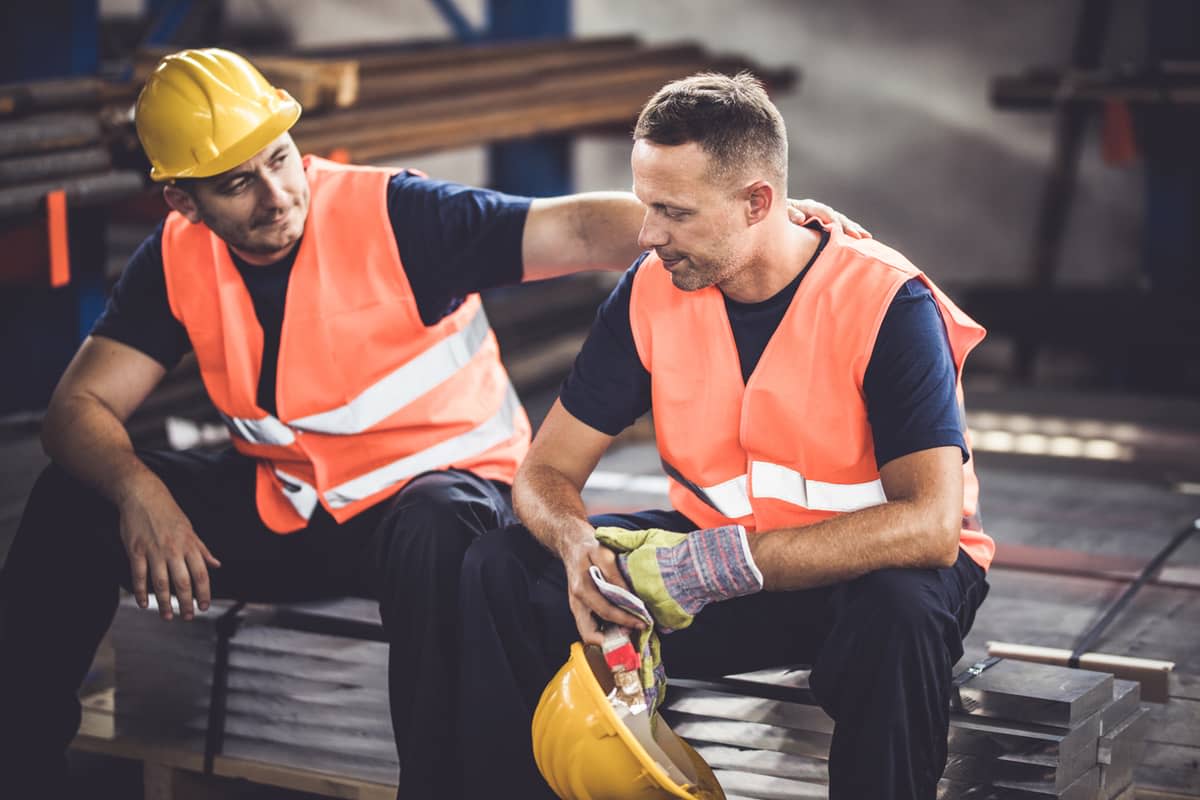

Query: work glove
[589,565,666,712]
[594,525,764,633]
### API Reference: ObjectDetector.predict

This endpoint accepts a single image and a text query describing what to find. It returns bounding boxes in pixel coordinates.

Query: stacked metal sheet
[109,598,1148,799]
[660,659,1148,800]
[110,595,399,785]
[945,659,1148,799]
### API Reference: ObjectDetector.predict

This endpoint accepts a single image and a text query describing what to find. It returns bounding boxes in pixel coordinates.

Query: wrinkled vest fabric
[162,156,530,532]
[629,224,994,569]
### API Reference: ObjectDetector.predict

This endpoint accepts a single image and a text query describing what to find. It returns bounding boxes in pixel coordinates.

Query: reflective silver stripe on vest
[323,384,521,509]
[274,468,319,520]
[222,412,296,446]
[290,305,493,435]
[660,459,753,519]
[665,459,887,518]
[750,460,885,513]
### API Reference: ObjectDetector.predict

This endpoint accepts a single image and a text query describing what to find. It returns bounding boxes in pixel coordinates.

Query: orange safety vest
[162,156,530,532]
[628,224,995,570]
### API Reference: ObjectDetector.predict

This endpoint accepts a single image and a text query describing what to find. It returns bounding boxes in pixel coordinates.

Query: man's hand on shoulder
[787,198,871,239]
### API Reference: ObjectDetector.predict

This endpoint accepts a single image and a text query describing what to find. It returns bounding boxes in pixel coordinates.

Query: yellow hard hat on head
[532,643,726,800]
[135,48,302,182]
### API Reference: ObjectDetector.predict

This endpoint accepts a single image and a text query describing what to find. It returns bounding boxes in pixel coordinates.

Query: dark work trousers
[0,446,515,800]
[458,509,989,800]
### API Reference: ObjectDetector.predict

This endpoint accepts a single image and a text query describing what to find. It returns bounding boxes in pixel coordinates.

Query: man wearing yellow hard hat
[459,73,993,799]
[0,49,859,798]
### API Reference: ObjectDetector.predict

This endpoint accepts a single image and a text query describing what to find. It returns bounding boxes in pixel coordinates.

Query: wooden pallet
[75,689,394,800]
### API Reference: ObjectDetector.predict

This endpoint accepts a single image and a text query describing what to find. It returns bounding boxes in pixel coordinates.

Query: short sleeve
[89,223,192,369]
[863,278,967,468]
[558,255,653,435]
[386,171,532,325]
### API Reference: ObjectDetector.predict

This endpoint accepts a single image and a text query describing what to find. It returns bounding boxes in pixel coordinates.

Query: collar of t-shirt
[723,222,829,383]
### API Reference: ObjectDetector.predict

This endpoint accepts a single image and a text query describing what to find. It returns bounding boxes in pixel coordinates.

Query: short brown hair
[634,72,787,187]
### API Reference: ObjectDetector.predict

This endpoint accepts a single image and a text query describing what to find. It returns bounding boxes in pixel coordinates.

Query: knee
[841,570,956,653]
[376,491,482,568]
[460,524,544,603]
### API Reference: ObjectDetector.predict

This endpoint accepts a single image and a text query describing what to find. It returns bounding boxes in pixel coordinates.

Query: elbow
[930,513,961,569]
[910,501,960,569]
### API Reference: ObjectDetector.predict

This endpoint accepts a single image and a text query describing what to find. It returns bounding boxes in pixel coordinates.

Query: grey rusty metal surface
[955,658,1113,728]
[1099,679,1140,734]
[946,711,1100,762]
[1097,706,1149,798]
[944,751,1089,793]
[664,712,833,760]
[0,171,143,218]
[939,765,1099,799]
[665,686,834,733]
[0,146,111,187]
[0,112,100,157]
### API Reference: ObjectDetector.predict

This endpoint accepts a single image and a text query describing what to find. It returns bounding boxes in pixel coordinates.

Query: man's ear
[162,184,202,223]
[744,180,775,226]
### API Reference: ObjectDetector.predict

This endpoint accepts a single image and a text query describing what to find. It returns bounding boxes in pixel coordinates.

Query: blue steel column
[1144,0,1200,295]
[485,0,573,197]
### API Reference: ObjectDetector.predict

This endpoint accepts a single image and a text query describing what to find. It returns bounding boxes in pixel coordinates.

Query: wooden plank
[986,642,1174,703]
[298,35,641,73]
[353,43,708,105]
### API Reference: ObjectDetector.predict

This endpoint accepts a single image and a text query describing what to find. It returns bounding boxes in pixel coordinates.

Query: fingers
[591,546,632,593]
[185,550,213,612]
[573,576,645,631]
[570,598,606,647]
[169,556,195,620]
[840,214,872,239]
[149,557,173,621]
[199,540,221,569]
[129,553,149,609]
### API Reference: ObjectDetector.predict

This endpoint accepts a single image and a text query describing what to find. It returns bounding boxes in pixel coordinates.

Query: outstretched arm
[520,193,869,281]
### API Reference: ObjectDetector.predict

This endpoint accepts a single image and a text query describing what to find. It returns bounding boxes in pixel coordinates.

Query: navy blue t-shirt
[92,171,531,415]
[560,226,967,469]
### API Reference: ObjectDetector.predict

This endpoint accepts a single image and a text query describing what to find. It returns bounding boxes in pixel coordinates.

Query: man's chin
[670,271,709,292]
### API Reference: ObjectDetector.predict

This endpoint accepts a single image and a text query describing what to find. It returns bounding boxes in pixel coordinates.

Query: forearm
[523,192,646,280]
[749,500,960,591]
[42,393,160,508]
[512,462,597,558]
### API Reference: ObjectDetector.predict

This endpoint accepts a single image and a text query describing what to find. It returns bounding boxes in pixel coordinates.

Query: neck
[230,240,299,266]
[717,213,822,303]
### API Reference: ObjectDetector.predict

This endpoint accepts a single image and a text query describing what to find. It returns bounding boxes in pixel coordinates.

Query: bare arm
[521,192,646,281]
[748,446,964,591]
[43,336,167,504]
[513,399,646,643]
[520,195,869,283]
[42,336,219,619]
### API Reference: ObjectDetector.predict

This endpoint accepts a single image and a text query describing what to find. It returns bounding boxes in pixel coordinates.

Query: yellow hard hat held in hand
[135,48,302,182]
[532,643,726,800]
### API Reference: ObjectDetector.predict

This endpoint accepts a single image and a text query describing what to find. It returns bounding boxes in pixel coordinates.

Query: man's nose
[637,214,667,250]
[258,172,289,208]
